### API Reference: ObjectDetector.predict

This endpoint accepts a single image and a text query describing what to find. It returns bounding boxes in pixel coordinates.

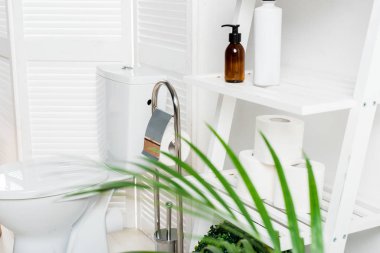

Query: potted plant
[74,126,323,253]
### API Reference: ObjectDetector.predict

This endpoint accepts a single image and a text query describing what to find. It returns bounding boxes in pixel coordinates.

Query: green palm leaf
[238,239,258,253]
[208,125,281,253]
[71,127,324,253]
[305,154,323,253]
[160,150,260,238]
[203,238,240,253]
[132,161,213,207]
[180,138,261,238]
[201,245,224,253]
[260,132,304,253]
[146,153,238,220]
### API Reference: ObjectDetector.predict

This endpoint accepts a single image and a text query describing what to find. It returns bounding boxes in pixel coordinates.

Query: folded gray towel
[142,109,172,160]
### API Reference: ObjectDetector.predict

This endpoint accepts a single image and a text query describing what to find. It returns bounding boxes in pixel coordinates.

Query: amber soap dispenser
[222,24,245,83]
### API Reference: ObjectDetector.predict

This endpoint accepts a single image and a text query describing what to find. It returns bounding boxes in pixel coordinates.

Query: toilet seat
[0,158,109,200]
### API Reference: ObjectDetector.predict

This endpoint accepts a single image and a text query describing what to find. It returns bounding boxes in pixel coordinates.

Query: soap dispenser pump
[222,24,245,83]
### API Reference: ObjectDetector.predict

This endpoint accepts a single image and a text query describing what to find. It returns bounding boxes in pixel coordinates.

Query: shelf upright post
[189,0,256,250]
[207,0,256,170]
[324,1,380,252]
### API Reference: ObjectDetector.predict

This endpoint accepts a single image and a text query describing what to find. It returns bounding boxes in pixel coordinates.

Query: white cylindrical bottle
[254,0,282,86]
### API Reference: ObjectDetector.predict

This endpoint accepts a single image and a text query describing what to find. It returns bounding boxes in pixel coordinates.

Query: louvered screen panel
[27,61,106,158]
[136,0,189,74]
[23,0,122,38]
[22,0,124,157]
[0,56,17,163]
[22,0,124,62]
[0,0,7,38]
[136,0,192,245]
[165,77,191,132]
[22,0,129,225]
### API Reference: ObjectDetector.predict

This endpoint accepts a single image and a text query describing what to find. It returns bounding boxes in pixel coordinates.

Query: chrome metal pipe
[151,81,184,253]
[166,202,173,241]
[154,171,161,233]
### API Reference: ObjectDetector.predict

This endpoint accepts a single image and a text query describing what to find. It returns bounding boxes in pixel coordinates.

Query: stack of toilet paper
[236,115,325,214]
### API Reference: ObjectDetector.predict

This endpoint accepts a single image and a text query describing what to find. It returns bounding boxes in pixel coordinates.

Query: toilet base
[14,230,71,253]
[67,191,114,253]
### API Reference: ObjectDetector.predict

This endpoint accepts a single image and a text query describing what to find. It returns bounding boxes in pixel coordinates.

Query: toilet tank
[96,65,166,172]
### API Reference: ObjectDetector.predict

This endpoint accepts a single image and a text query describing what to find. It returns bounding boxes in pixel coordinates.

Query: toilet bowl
[0,157,126,253]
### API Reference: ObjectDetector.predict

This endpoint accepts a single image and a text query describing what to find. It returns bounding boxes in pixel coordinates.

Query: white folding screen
[135,0,193,247]
[0,0,7,38]
[134,0,192,132]
[136,0,191,74]
[27,62,105,158]
[20,0,130,159]
[0,0,17,164]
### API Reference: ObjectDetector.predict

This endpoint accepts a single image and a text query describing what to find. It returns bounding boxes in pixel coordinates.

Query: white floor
[108,229,155,252]
[0,226,155,253]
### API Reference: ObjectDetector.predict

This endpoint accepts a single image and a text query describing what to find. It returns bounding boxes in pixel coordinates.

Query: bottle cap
[221,24,241,43]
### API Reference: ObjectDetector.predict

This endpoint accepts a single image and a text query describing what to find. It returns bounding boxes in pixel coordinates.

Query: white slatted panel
[0,57,17,163]
[22,0,124,159]
[0,0,7,38]
[136,0,192,244]
[22,0,124,62]
[23,0,122,38]
[165,77,191,132]
[136,0,189,73]
[27,62,106,158]
[22,1,128,221]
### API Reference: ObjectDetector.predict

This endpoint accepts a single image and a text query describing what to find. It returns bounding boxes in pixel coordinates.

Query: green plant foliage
[71,126,324,253]
[305,154,324,253]
[260,133,304,253]
[194,222,292,253]
[209,125,281,251]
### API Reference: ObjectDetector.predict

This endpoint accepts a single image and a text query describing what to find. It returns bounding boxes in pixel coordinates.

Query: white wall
[194,0,380,251]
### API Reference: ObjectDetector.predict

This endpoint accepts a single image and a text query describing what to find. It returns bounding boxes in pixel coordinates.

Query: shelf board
[185,70,357,115]
[189,170,380,251]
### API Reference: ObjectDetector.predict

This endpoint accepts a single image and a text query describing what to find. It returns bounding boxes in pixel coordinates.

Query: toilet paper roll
[159,127,191,167]
[254,115,304,165]
[236,150,276,204]
[273,160,325,214]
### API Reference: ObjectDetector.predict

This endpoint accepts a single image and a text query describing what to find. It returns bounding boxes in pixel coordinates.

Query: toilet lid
[96,64,166,85]
[0,157,109,200]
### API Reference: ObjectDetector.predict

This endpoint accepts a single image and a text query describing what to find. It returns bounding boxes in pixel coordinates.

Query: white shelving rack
[185,0,380,252]
[188,170,380,251]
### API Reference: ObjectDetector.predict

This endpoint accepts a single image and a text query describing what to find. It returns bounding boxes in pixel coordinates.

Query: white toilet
[0,64,166,253]
[97,64,166,172]
[0,158,110,253]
